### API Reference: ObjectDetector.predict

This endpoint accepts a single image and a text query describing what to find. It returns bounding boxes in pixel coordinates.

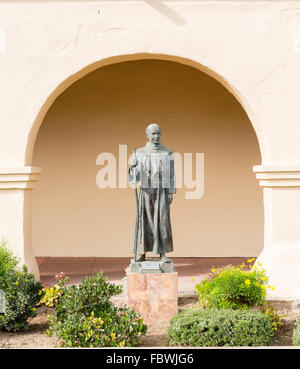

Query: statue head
[146,123,161,146]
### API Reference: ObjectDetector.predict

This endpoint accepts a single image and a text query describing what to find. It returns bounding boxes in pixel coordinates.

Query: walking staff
[133,148,139,262]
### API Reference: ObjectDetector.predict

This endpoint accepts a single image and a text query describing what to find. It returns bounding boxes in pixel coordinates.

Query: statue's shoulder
[136,146,148,155]
[160,146,174,156]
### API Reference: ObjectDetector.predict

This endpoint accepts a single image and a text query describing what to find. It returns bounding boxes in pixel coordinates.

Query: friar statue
[129,123,175,263]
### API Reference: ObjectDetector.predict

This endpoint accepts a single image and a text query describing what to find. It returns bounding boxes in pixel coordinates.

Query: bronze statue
[129,124,175,264]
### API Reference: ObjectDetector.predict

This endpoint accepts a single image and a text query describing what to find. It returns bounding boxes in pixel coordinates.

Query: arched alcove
[32,58,263,258]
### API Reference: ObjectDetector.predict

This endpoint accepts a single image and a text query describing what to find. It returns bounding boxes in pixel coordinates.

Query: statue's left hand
[168,194,173,204]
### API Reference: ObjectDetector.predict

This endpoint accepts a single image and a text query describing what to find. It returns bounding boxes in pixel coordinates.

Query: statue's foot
[160,253,171,263]
[135,253,146,262]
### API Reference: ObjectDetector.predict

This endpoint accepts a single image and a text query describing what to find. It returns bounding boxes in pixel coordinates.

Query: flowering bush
[47,307,146,348]
[46,271,147,347]
[195,259,275,310]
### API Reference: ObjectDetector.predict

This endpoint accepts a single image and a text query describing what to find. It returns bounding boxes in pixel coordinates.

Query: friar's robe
[128,143,176,255]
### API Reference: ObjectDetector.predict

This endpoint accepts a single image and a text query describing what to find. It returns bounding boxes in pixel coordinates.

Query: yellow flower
[211,269,217,273]
[111,332,116,340]
[261,277,267,281]
[247,258,255,263]
[190,277,194,281]
[271,286,275,291]
[119,341,125,347]
[261,285,266,290]
[245,279,251,285]
[15,281,19,285]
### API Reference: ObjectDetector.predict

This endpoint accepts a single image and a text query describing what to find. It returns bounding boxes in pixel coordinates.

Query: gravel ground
[0,298,297,348]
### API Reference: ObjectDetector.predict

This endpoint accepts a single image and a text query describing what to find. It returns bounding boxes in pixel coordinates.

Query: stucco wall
[1,1,300,165]
[32,59,262,257]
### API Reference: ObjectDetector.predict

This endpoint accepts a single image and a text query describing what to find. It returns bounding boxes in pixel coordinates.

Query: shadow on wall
[32,59,263,258]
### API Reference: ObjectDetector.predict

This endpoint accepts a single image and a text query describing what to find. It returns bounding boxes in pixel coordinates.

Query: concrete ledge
[253,164,300,187]
[0,167,41,189]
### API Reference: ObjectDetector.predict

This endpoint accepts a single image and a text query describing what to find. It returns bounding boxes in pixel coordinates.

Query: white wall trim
[253,164,300,187]
[0,167,42,189]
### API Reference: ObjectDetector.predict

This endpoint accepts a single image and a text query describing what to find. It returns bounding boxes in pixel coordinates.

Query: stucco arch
[31,55,263,260]
[25,53,264,165]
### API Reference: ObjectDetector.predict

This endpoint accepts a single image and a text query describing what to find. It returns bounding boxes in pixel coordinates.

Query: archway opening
[32,59,263,258]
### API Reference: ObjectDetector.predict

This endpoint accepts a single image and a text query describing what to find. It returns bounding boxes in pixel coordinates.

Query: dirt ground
[0,297,297,348]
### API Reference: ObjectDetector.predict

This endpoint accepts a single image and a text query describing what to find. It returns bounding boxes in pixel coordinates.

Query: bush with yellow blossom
[195,259,275,310]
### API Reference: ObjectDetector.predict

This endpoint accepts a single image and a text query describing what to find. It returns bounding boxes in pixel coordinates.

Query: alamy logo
[96,145,205,199]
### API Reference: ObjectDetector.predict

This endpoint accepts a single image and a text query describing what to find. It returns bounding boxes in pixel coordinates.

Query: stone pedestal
[126,270,178,328]
[130,258,174,273]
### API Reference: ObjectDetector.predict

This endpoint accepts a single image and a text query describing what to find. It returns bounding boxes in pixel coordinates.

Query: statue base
[126,269,178,327]
[130,258,174,273]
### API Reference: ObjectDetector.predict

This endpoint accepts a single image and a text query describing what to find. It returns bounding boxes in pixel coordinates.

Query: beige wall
[32,59,262,257]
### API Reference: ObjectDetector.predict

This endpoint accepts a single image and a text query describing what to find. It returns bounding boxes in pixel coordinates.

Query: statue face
[146,126,161,145]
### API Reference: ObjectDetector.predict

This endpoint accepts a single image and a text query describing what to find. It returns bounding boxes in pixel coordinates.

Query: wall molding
[253,164,300,187]
[0,167,42,189]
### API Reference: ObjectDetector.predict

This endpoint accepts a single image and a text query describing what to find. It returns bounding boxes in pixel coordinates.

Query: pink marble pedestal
[126,270,178,328]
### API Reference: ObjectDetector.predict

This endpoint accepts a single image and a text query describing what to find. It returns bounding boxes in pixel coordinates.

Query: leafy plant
[0,238,19,281]
[195,260,274,310]
[0,265,44,331]
[168,307,273,347]
[54,272,122,321]
[39,275,68,307]
[292,314,300,346]
[46,271,147,347]
[46,307,146,347]
[259,302,285,333]
[40,285,63,308]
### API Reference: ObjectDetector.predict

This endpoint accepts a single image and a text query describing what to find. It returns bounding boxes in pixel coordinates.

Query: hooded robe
[128,143,176,255]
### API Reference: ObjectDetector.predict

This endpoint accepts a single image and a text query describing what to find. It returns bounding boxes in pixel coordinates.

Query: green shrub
[168,307,273,347]
[0,265,44,331]
[0,238,19,280]
[259,302,284,332]
[195,260,274,310]
[46,271,147,347]
[47,307,146,348]
[39,276,68,307]
[292,315,300,346]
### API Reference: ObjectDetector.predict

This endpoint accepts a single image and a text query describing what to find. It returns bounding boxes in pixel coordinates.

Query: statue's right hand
[130,157,137,169]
